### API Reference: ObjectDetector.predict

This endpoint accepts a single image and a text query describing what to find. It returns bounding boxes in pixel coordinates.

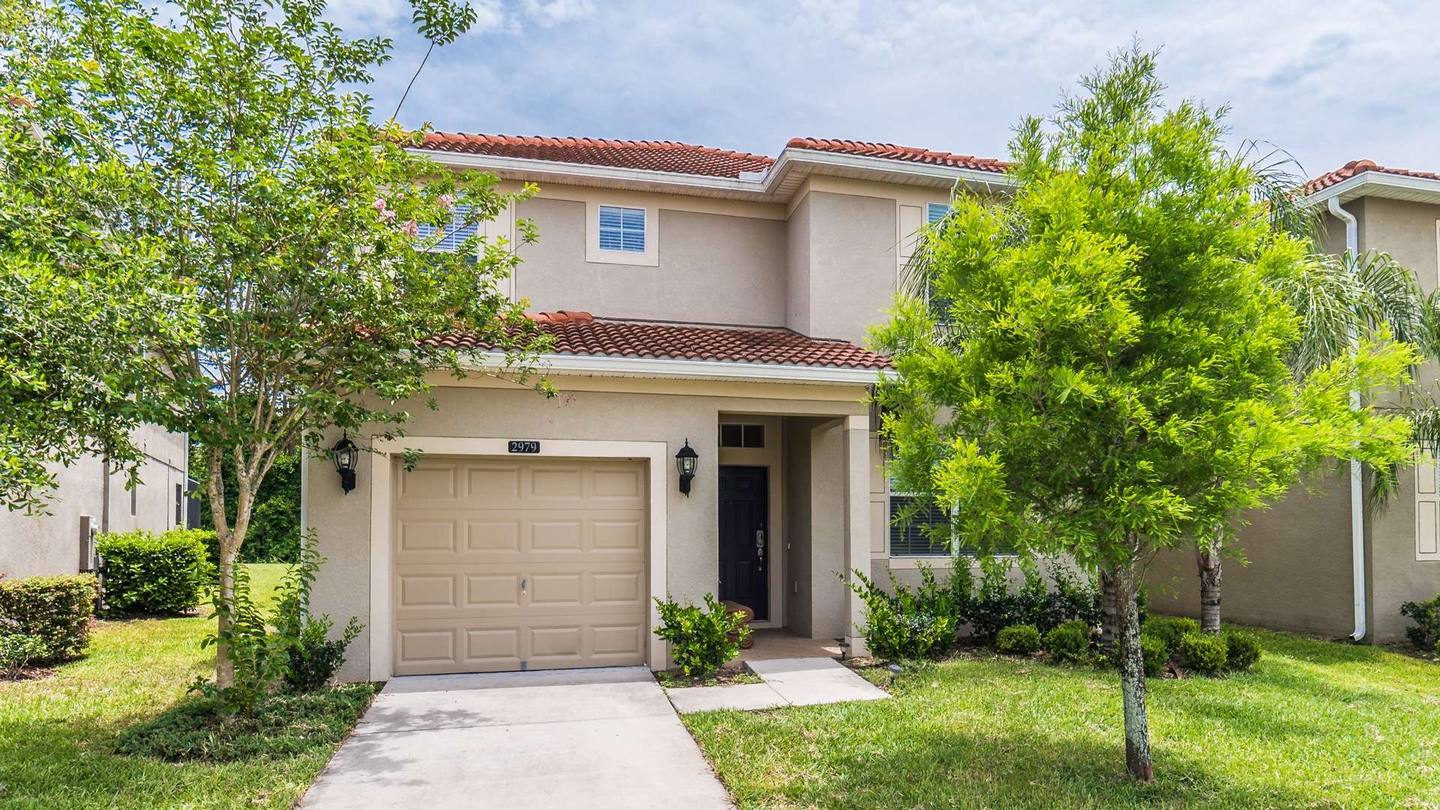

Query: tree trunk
[1197,529,1223,634]
[207,452,235,687]
[1115,561,1154,782]
[1099,569,1120,656]
[207,449,256,688]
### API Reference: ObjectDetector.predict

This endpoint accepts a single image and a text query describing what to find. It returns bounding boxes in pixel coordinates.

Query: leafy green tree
[5,0,549,686]
[194,446,301,563]
[875,47,1416,781]
[0,3,193,513]
[1187,145,1440,633]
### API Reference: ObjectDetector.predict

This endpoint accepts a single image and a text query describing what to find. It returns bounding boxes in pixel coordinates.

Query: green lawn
[0,563,356,809]
[685,629,1440,809]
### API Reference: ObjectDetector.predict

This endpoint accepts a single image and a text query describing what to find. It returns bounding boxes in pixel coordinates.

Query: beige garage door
[392,456,649,675]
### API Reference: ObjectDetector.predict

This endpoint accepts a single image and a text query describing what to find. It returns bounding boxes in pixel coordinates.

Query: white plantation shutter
[898,204,922,260]
[926,202,949,224]
[598,205,645,252]
[1417,456,1440,561]
[418,204,478,253]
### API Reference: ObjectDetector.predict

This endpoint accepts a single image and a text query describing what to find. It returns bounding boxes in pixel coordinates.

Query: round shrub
[1223,631,1262,672]
[1043,620,1091,664]
[653,594,749,679]
[1178,631,1229,676]
[0,574,97,662]
[996,623,1042,655]
[98,529,213,616]
[1142,615,1200,651]
[1140,633,1170,678]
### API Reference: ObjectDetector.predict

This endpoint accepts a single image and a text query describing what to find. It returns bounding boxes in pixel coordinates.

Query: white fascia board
[772,148,1014,191]
[409,146,1013,198]
[1301,172,1440,207]
[407,149,768,195]
[464,350,888,385]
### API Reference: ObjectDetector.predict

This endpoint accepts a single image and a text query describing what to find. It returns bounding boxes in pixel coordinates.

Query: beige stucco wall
[307,375,869,682]
[1146,470,1355,636]
[800,191,898,344]
[513,196,787,327]
[0,424,189,579]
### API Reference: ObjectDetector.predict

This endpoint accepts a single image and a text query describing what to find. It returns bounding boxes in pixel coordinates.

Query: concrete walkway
[300,667,732,810]
[666,657,889,714]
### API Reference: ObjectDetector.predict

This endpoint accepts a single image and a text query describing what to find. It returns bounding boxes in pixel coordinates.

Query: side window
[926,202,949,224]
[888,493,952,557]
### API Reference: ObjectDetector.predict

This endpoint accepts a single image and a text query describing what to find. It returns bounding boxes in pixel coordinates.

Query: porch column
[843,413,871,658]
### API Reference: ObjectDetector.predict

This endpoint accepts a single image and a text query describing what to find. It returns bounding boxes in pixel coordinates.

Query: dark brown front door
[718,466,768,621]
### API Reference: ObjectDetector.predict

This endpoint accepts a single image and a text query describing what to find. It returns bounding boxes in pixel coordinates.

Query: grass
[684,628,1440,809]
[0,563,367,809]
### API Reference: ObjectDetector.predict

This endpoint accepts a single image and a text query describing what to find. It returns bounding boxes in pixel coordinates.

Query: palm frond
[1236,139,1321,245]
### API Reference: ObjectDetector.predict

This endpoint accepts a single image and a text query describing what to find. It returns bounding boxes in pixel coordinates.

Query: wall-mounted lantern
[332,433,359,494]
[675,439,699,496]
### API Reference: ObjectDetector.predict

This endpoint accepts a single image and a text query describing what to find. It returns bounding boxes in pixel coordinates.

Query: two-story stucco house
[1148,159,1440,643]
[305,134,1014,681]
[0,424,192,578]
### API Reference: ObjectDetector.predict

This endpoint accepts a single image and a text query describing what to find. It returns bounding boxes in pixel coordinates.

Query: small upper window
[926,202,949,224]
[719,423,765,448]
[598,205,646,253]
[418,204,477,253]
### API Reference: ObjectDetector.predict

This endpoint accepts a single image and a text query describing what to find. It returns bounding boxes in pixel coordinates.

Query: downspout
[1327,196,1368,642]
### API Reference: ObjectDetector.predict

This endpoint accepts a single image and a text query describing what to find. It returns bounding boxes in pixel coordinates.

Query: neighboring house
[1148,159,1440,643]
[305,134,1014,681]
[0,425,191,579]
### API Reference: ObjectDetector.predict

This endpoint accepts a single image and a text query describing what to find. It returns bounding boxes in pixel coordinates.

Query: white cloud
[520,0,595,27]
[361,0,1440,176]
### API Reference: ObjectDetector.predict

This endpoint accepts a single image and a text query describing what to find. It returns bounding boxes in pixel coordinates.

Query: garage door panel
[394,456,648,675]
[398,520,456,552]
[398,574,455,608]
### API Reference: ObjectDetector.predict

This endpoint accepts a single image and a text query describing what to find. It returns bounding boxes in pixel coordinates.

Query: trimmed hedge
[0,574,97,662]
[996,623,1042,655]
[1141,615,1200,650]
[1178,632,1229,675]
[1043,620,1091,664]
[1223,631,1262,672]
[98,530,213,616]
[1140,634,1170,677]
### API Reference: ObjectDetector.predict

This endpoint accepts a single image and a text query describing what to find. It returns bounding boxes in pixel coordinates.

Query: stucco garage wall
[307,377,867,682]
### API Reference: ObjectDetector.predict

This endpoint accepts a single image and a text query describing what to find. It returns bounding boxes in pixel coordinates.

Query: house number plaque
[507,440,541,454]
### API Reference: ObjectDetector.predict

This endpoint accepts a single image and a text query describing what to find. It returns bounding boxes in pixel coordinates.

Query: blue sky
[329,0,1440,180]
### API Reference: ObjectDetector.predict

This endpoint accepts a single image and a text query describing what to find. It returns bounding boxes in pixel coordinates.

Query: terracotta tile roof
[429,311,890,370]
[414,133,775,178]
[412,132,1012,179]
[786,137,1010,174]
[1302,159,1440,195]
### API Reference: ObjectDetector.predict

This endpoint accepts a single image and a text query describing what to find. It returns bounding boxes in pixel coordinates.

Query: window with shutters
[926,202,949,224]
[598,205,646,253]
[889,493,952,557]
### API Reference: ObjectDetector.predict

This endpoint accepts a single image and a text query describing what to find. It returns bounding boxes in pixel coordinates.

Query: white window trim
[1415,452,1440,562]
[586,200,658,266]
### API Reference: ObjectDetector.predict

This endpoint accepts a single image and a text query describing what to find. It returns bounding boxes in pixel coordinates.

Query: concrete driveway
[300,667,732,810]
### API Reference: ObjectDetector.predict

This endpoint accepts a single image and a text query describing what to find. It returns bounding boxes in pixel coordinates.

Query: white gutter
[1329,196,1368,642]
[464,351,888,385]
[1303,171,1440,208]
